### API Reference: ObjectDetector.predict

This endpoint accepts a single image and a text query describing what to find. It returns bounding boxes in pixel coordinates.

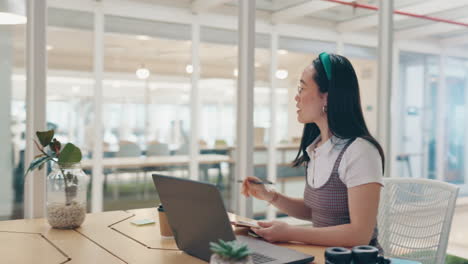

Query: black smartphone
[247,229,262,239]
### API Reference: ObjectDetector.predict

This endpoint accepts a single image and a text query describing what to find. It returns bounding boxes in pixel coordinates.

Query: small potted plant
[26,130,88,229]
[209,239,253,264]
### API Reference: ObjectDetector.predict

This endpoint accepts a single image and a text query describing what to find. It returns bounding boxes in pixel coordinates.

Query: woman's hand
[251,221,291,243]
[241,176,275,201]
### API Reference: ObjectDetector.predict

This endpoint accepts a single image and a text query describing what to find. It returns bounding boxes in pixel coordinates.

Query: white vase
[209,254,253,264]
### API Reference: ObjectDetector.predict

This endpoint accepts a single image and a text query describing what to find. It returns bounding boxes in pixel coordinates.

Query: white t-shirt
[306,136,383,188]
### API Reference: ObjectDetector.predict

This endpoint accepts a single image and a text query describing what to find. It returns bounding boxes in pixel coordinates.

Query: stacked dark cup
[325,245,390,264]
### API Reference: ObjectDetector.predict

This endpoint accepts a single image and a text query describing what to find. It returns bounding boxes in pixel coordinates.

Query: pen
[237,179,274,185]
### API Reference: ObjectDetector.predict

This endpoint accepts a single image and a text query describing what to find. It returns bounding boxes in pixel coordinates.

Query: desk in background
[81,154,232,170]
[0,208,325,264]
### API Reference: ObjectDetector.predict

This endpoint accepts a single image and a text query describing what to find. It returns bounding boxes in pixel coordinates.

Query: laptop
[152,174,314,264]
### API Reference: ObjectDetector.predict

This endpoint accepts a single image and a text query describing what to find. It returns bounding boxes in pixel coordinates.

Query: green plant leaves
[26,130,83,178]
[209,239,251,260]
[58,143,82,165]
[36,130,54,147]
[25,155,52,176]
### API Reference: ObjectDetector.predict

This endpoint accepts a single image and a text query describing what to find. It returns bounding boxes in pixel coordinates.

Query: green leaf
[209,242,218,248]
[219,240,230,250]
[210,245,224,254]
[210,239,251,260]
[58,143,82,165]
[25,156,52,176]
[36,130,54,147]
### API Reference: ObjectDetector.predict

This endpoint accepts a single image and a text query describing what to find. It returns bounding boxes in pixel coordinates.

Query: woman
[241,52,384,250]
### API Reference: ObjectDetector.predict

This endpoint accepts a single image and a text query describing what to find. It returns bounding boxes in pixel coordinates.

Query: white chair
[116,141,142,158]
[378,178,459,264]
[147,142,170,157]
[144,142,170,198]
[113,141,143,199]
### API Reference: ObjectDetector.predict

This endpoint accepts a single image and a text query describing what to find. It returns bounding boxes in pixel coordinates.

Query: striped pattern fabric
[303,138,382,253]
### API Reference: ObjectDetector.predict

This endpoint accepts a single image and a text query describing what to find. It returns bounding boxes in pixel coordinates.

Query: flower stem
[33,139,74,206]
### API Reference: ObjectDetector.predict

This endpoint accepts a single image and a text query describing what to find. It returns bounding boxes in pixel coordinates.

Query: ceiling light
[233,69,238,77]
[185,64,193,74]
[136,35,150,41]
[278,49,288,55]
[255,62,261,68]
[46,45,53,51]
[136,66,150,80]
[275,69,288,80]
[0,1,26,25]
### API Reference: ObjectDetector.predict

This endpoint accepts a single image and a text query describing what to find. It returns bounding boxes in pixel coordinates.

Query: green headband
[319,52,332,81]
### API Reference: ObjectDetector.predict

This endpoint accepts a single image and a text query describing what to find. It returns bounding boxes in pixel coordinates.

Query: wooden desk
[81,154,232,170]
[0,215,122,263]
[0,208,325,264]
[201,144,300,151]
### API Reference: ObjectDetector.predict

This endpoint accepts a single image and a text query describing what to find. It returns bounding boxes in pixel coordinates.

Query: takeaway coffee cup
[157,204,173,238]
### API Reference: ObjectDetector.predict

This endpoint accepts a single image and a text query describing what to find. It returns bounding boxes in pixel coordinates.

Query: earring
[322,105,327,113]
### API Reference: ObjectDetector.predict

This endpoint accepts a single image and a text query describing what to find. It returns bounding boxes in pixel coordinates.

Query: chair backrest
[378,178,459,264]
[147,142,170,156]
[116,141,141,157]
[174,144,189,155]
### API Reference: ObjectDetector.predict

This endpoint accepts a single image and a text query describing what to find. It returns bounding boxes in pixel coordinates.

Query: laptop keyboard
[251,252,277,264]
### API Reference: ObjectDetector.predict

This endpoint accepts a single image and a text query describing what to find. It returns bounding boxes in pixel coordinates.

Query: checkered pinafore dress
[303,138,382,253]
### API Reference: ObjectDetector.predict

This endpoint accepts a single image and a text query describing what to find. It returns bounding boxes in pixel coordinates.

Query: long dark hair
[292,53,385,173]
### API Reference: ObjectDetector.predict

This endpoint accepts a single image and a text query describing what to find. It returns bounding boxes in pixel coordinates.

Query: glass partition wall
[102,16,192,210]
[395,52,468,195]
[395,52,438,181]
[444,57,468,193]
[0,4,26,219]
[47,8,95,212]
[199,27,272,213]
[11,0,468,220]
[47,8,94,163]
[199,27,237,211]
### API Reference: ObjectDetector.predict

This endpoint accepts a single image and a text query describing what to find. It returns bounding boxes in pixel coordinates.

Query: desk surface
[202,144,300,151]
[0,208,325,264]
[81,154,232,170]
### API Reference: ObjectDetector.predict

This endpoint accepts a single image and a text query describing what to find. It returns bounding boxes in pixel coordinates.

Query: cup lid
[157,204,164,212]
